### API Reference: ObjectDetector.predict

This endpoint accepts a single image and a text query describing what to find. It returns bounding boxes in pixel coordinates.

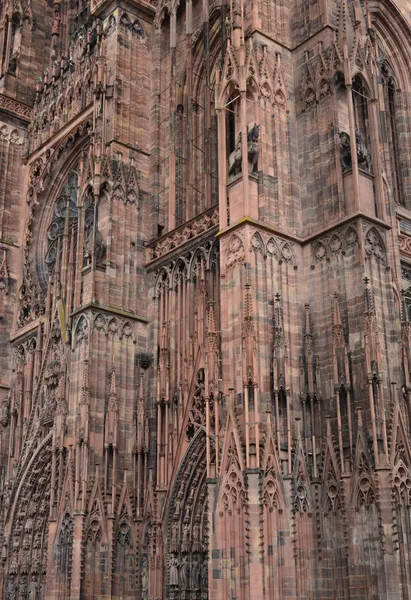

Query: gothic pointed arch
[55,487,74,600]
[351,421,377,508]
[166,428,211,600]
[81,477,109,599]
[292,436,313,515]
[319,433,349,595]
[113,480,138,598]
[3,433,53,599]
[261,434,289,598]
[262,434,285,512]
[215,412,247,600]
[184,361,208,442]
[321,435,343,514]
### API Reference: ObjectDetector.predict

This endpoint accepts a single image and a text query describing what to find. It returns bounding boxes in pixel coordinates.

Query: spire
[60,196,70,296]
[336,0,350,50]
[207,300,218,353]
[243,281,255,338]
[304,303,313,354]
[109,367,116,397]
[81,360,90,405]
[207,299,216,335]
[161,321,168,349]
[137,370,146,452]
[108,367,117,409]
[105,367,118,449]
[332,293,345,348]
[54,235,62,300]
[363,276,375,315]
[273,293,285,352]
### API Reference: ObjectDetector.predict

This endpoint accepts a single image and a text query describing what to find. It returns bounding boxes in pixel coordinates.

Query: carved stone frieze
[153,238,219,290]
[0,93,32,122]
[0,122,25,146]
[248,228,295,264]
[311,223,359,263]
[148,206,219,263]
[72,310,135,348]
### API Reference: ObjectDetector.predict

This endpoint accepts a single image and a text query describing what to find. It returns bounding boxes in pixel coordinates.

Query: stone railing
[0,93,32,122]
[148,206,219,262]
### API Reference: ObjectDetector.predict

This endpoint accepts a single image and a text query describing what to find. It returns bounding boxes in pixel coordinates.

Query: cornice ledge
[218,212,390,246]
[0,93,32,123]
[70,302,148,323]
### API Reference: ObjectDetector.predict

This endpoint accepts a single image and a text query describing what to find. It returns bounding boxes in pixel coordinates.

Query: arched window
[191,29,219,218]
[45,171,79,274]
[352,76,372,173]
[380,60,403,204]
[1,16,9,74]
[226,96,236,156]
[114,521,137,597]
[57,512,74,600]
[226,91,241,180]
[8,12,21,75]
[83,191,95,268]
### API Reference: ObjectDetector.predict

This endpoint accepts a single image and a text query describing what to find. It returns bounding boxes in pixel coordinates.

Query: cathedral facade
[1,0,411,598]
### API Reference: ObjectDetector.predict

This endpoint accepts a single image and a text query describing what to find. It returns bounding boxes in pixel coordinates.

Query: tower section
[1,1,155,598]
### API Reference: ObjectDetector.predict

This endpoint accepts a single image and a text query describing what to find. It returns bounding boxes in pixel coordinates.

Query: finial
[109,367,116,399]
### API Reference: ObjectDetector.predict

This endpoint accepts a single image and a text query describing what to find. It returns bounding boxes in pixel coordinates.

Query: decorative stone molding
[225,233,245,269]
[72,309,135,347]
[399,231,411,260]
[0,93,32,122]
[311,224,359,264]
[0,122,25,145]
[362,222,387,263]
[248,228,296,264]
[401,262,411,282]
[154,239,218,289]
[148,206,219,263]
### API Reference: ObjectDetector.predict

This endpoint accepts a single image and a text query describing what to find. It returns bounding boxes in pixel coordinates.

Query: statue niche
[227,125,259,179]
[339,130,371,174]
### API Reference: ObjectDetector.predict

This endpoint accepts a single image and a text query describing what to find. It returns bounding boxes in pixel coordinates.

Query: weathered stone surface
[1,0,411,599]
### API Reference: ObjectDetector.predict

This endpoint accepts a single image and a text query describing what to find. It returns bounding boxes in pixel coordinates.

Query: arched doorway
[165,429,212,600]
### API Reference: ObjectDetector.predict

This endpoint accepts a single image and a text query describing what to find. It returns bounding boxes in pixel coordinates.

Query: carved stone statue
[247,124,259,174]
[355,127,372,172]
[19,575,28,599]
[180,555,190,590]
[231,0,242,29]
[339,131,352,172]
[28,580,38,600]
[193,521,200,544]
[0,395,9,426]
[228,132,242,178]
[141,557,148,599]
[182,523,190,549]
[9,16,22,75]
[7,576,16,600]
[191,553,201,589]
[201,557,208,590]
[169,554,180,586]
[95,229,106,266]
[228,125,260,179]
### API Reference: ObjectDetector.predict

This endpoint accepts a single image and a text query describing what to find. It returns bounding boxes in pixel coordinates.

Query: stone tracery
[1,0,411,599]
